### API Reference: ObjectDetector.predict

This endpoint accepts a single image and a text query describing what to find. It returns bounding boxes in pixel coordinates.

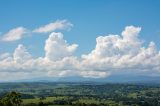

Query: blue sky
[0,0,160,81]
[0,0,160,56]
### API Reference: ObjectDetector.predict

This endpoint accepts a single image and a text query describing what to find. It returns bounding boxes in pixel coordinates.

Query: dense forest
[0,82,160,106]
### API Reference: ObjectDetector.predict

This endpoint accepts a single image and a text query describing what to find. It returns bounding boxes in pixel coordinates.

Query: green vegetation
[0,91,22,106]
[0,82,160,106]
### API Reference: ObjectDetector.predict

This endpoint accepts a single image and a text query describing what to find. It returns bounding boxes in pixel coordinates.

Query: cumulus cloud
[44,32,78,61]
[13,44,32,63]
[80,71,111,78]
[33,20,73,33]
[81,26,160,75]
[1,27,27,41]
[0,32,79,81]
[0,53,11,60]
[0,25,160,81]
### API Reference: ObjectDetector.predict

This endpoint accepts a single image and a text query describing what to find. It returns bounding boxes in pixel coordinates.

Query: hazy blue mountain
[11,75,160,84]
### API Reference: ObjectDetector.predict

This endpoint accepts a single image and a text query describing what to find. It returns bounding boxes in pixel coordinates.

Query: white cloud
[80,71,111,78]
[44,32,78,61]
[48,70,78,77]
[0,20,72,42]
[122,25,141,41]
[0,25,160,81]
[81,26,160,75]
[33,20,73,33]
[0,32,79,81]
[13,44,32,63]
[1,27,27,41]
[0,53,11,60]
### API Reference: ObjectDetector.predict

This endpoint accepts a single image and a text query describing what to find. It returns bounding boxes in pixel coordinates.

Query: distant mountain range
[11,75,160,84]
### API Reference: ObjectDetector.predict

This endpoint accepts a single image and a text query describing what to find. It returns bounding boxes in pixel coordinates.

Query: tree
[1,91,22,106]
[39,96,46,101]
[38,101,45,106]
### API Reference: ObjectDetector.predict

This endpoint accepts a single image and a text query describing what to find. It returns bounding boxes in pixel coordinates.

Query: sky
[0,0,160,81]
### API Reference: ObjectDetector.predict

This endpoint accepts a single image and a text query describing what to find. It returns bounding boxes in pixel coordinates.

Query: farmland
[0,82,160,106]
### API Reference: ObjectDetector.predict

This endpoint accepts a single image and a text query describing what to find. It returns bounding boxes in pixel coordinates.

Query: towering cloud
[44,32,78,61]
[13,44,32,63]
[0,25,160,81]
[81,26,160,75]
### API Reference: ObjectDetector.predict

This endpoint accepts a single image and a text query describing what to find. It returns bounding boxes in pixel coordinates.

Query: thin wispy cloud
[1,27,27,41]
[0,20,73,42]
[33,20,73,33]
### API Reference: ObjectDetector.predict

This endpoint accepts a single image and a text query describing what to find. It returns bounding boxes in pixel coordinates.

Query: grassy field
[22,96,121,106]
[23,96,66,104]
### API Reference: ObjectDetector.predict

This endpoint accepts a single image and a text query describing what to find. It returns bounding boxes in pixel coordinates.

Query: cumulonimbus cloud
[0,25,160,81]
